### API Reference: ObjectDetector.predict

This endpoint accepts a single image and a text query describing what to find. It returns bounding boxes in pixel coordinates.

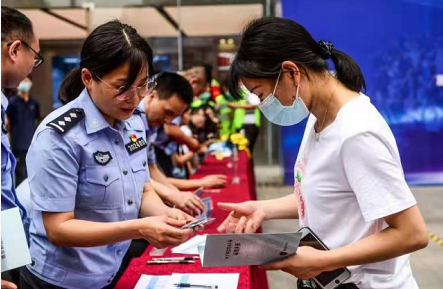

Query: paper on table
[171,234,207,255]
[134,275,171,289]
[1,207,31,272]
[170,273,239,289]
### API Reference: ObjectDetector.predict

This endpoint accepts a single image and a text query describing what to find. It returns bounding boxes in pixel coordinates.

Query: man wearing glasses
[1,6,42,289]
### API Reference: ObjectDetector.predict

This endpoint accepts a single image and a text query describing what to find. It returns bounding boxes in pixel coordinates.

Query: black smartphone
[298,227,351,289]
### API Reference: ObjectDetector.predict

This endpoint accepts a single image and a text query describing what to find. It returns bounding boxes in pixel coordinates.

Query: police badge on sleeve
[93,151,113,166]
[125,134,147,155]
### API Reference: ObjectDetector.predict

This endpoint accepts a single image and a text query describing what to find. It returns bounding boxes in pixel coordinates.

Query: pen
[146,260,195,265]
[174,283,218,289]
[152,257,199,261]
[204,189,221,193]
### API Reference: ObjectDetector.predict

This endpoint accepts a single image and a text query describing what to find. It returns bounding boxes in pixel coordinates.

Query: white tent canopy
[18,4,263,40]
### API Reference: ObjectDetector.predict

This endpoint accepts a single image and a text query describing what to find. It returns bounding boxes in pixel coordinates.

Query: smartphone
[298,227,351,289]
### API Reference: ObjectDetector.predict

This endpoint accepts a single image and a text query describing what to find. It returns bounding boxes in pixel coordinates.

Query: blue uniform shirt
[1,92,30,240]
[154,116,180,156]
[138,99,158,165]
[26,89,150,289]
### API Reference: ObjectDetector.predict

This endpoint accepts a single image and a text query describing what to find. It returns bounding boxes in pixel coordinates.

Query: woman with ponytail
[217,17,428,289]
[20,20,195,289]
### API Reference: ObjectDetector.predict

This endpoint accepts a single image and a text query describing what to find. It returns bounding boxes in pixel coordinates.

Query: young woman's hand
[137,216,193,249]
[217,201,266,233]
[262,246,331,280]
[167,192,205,216]
[202,175,227,188]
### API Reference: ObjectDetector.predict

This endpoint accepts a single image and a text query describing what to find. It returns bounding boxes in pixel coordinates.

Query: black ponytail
[58,68,83,104]
[229,17,366,100]
[330,49,366,92]
[58,20,153,104]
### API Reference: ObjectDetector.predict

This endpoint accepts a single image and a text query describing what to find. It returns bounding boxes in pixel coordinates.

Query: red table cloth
[115,151,269,289]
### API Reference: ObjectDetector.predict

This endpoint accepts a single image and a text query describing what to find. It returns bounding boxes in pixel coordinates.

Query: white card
[134,275,171,289]
[1,207,31,272]
[170,273,239,289]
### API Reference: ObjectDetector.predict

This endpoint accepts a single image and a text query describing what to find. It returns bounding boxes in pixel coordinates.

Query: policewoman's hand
[1,279,17,289]
[137,216,193,249]
[217,201,266,234]
[167,207,193,222]
[168,192,205,216]
[262,246,331,280]
[167,208,204,232]
[202,175,227,188]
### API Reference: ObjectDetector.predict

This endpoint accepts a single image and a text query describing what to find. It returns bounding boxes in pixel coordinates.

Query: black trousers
[19,266,118,289]
[19,267,67,289]
[13,149,27,185]
[1,267,21,287]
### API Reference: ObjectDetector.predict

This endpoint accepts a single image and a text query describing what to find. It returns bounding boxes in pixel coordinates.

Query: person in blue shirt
[139,72,226,207]
[19,20,194,289]
[6,75,40,185]
[1,6,41,289]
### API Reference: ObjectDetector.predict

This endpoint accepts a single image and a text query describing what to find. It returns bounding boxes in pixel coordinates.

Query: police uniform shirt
[153,116,181,156]
[26,89,150,289]
[138,99,158,165]
[1,92,30,239]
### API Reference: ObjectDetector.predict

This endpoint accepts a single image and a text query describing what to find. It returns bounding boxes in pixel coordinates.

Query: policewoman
[217,17,428,289]
[20,20,193,289]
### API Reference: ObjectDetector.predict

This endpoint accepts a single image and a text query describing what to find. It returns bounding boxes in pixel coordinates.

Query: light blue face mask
[18,81,32,93]
[257,70,310,126]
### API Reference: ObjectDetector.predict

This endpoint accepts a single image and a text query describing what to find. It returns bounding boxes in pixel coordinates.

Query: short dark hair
[155,72,193,105]
[192,61,212,84]
[58,20,153,104]
[229,17,366,100]
[1,6,34,43]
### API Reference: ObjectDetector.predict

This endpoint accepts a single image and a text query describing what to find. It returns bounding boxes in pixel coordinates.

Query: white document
[171,234,207,255]
[1,207,31,272]
[199,232,302,267]
[169,273,239,289]
[134,275,171,289]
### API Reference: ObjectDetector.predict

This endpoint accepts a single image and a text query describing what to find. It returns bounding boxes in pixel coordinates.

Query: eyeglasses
[7,40,44,68]
[94,74,157,101]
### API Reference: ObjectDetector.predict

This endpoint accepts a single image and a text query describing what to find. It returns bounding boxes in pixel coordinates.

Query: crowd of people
[2,6,429,289]
[3,50,263,188]
[1,6,260,289]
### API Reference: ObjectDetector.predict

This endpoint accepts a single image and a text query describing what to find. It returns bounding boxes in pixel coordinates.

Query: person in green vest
[212,79,232,137]
[228,87,261,153]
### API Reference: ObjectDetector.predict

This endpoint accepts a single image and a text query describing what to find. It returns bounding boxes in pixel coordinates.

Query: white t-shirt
[294,93,418,289]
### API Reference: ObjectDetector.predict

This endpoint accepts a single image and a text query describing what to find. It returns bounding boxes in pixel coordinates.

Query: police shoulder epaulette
[46,108,85,135]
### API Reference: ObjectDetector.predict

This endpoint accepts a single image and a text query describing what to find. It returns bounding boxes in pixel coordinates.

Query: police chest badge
[93,151,113,166]
[125,134,147,154]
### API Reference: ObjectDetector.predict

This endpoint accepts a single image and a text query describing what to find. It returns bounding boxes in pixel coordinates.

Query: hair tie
[318,40,334,59]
